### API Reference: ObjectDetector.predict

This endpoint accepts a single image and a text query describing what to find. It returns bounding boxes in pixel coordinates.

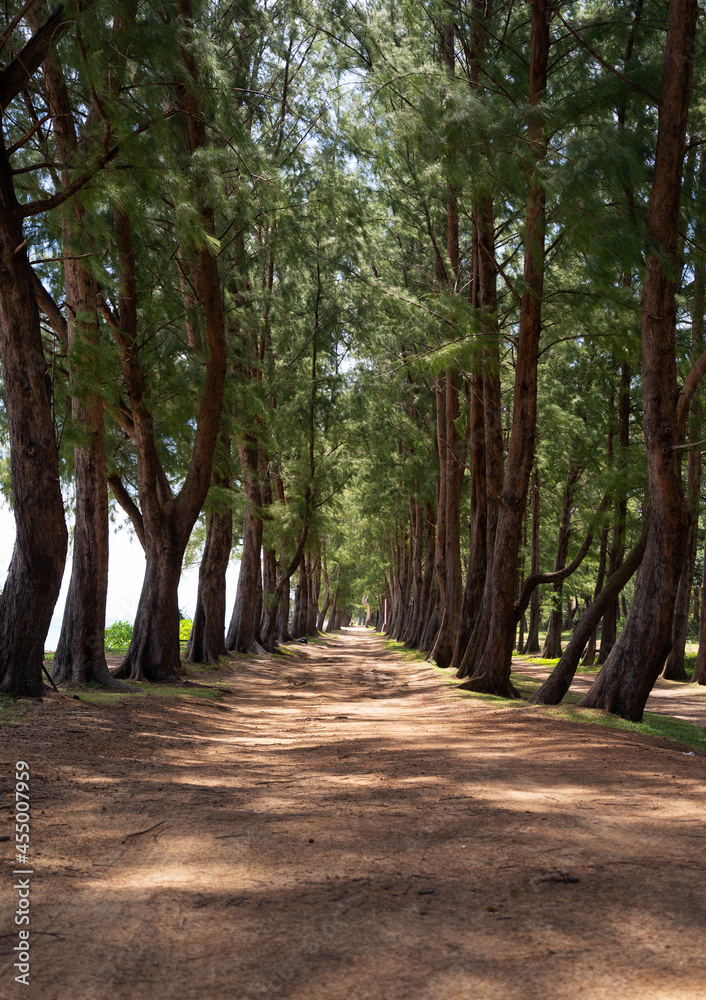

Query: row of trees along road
[0,0,705,725]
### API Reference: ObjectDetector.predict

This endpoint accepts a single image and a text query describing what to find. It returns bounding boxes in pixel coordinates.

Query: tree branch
[31,270,66,342]
[514,492,610,624]
[107,474,145,548]
[0,5,67,111]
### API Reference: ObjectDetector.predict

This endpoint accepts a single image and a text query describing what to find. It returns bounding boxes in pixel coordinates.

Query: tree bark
[456,0,550,697]
[664,146,705,681]
[0,142,67,695]
[412,503,436,648]
[579,0,696,721]
[187,446,232,665]
[317,544,331,631]
[226,438,264,653]
[523,459,541,653]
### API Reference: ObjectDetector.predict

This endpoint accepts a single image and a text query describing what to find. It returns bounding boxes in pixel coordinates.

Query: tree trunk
[52,268,113,687]
[579,0,696,721]
[52,388,114,687]
[402,498,424,645]
[530,521,649,705]
[434,369,463,666]
[291,559,308,638]
[453,372,486,663]
[664,147,704,681]
[0,140,67,696]
[227,442,264,653]
[412,503,436,649]
[457,0,550,697]
[276,576,292,642]
[517,512,527,652]
[306,549,321,635]
[113,517,187,681]
[326,565,340,633]
[523,459,541,653]
[317,544,331,631]
[187,496,232,664]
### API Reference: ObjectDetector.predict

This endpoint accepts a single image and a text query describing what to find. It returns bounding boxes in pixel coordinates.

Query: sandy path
[2,628,705,999]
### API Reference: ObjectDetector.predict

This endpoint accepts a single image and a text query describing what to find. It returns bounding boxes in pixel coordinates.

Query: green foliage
[104,621,133,651]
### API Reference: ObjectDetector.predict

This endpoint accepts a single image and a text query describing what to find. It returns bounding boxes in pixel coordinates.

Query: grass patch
[183,657,236,675]
[305,633,335,646]
[74,680,223,707]
[519,655,600,676]
[537,702,706,755]
[0,694,27,726]
[386,639,706,756]
[383,639,428,664]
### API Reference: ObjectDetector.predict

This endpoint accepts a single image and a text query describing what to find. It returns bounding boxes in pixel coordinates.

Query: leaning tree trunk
[530,521,648,705]
[579,0,696,721]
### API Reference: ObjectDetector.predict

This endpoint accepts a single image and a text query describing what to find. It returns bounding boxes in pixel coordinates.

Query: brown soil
[2,628,705,1000]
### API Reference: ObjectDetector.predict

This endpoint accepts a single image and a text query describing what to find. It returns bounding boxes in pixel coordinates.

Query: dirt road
[2,629,705,999]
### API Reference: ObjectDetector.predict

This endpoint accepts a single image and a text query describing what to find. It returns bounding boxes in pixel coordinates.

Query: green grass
[539,702,706,754]
[383,639,428,663]
[0,694,27,726]
[306,632,336,646]
[385,639,706,755]
[75,680,223,707]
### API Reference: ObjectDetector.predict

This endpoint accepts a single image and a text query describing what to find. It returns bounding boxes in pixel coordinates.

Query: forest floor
[2,628,706,1000]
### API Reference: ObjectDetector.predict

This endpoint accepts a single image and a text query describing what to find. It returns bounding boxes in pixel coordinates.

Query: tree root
[457,674,522,699]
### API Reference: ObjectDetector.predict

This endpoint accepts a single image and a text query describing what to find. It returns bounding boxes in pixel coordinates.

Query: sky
[0,504,241,651]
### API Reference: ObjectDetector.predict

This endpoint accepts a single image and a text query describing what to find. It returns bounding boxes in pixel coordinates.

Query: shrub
[104,620,133,650]
[104,617,192,649]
